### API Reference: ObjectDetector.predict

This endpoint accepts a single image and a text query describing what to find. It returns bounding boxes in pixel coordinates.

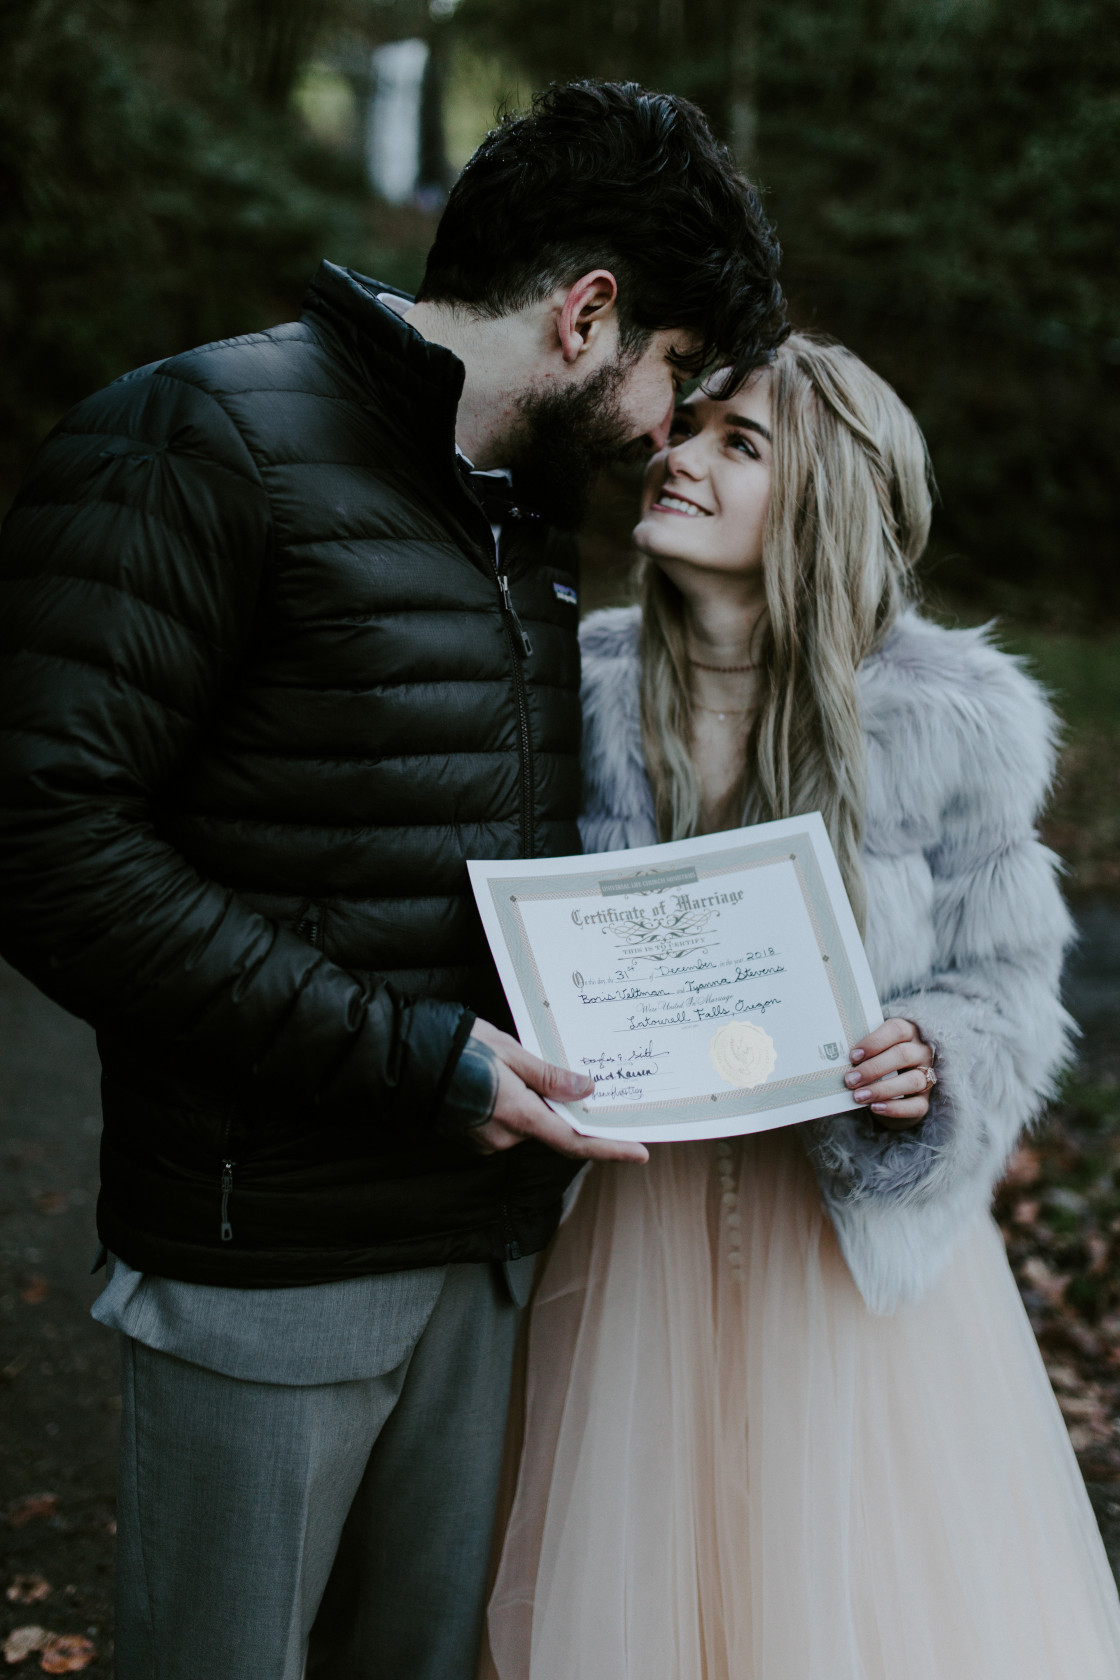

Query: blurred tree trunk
[224,0,333,107]
[725,0,757,168]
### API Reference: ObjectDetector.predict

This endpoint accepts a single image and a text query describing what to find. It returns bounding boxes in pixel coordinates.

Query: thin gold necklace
[696,703,752,719]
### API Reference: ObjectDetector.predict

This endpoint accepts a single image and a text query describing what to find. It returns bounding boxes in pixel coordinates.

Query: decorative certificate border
[484,827,876,1131]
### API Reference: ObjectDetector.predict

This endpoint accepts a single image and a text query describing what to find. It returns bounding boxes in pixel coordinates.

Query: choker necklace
[689,658,758,674]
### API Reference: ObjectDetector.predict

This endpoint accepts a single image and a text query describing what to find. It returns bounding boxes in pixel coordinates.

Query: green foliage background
[0,0,433,498]
[752,0,1120,624]
[3,0,1118,623]
[455,0,1120,623]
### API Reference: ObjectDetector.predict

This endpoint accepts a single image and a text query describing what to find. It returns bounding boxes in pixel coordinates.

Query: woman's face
[632,369,772,580]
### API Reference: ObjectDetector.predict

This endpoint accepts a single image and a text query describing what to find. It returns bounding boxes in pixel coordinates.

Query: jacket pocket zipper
[220,1159,235,1243]
[218,1105,237,1244]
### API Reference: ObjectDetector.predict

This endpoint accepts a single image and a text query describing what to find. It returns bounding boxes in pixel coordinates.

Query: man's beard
[506,357,638,532]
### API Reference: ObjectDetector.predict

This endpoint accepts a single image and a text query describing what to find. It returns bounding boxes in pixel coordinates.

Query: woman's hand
[844,1017,936,1129]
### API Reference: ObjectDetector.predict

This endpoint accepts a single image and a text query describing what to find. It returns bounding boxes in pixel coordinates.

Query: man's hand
[466,1019,649,1164]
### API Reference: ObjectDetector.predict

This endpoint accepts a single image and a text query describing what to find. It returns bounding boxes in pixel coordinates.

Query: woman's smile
[650,489,712,517]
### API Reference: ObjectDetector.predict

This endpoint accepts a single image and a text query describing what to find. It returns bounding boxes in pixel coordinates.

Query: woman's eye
[728,432,759,459]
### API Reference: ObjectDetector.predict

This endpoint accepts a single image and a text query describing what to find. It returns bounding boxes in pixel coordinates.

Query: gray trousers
[114,1263,520,1680]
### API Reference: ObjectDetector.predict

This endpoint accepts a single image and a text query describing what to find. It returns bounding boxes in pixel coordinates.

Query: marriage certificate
[468,814,884,1142]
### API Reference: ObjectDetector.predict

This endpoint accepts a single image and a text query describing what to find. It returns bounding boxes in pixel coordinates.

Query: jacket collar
[302,261,466,408]
[302,261,500,565]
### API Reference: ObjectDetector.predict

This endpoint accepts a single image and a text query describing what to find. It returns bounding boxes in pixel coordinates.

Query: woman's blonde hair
[639,332,932,931]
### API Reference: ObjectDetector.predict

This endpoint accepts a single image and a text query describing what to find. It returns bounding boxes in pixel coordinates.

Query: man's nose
[641,396,676,455]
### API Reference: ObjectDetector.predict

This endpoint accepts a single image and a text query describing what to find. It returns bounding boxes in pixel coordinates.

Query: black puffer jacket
[0,263,583,1285]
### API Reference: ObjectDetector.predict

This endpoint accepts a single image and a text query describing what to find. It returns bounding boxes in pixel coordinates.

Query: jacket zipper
[459,462,534,857]
[495,534,530,1249]
[498,573,533,658]
[495,566,534,858]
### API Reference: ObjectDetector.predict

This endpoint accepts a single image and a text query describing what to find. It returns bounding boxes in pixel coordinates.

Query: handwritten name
[684,964,785,994]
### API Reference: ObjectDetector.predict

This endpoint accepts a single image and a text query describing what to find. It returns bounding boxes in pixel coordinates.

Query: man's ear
[557,270,619,365]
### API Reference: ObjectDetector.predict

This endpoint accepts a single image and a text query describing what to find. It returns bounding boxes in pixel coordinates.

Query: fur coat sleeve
[578,605,1075,1313]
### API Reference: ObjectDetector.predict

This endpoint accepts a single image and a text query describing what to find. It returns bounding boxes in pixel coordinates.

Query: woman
[479,334,1120,1679]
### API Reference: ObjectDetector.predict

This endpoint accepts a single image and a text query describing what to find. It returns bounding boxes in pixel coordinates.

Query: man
[0,81,784,1679]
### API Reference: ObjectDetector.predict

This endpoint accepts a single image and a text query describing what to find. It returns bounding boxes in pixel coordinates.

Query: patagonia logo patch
[552,582,578,607]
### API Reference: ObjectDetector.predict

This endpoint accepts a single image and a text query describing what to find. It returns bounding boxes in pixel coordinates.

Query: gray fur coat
[579,605,1075,1313]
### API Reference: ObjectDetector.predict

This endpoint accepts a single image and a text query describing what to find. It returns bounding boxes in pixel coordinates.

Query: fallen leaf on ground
[1044,1360,1081,1394]
[3,1626,45,1663]
[38,1635,96,1674]
[33,1193,66,1215]
[1002,1145,1042,1188]
[18,1276,49,1306]
[1059,1320,1101,1358]
[6,1575,51,1605]
[1068,1421,1113,1451]
[1020,1255,1070,1306]
[1058,1393,1110,1424]
[996,1091,1120,1478]
[6,1495,58,1529]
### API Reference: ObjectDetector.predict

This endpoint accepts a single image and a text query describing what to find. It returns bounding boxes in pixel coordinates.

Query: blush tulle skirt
[479,1130,1120,1680]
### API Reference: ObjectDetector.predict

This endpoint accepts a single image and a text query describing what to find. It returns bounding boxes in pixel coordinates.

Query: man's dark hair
[416,80,787,392]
